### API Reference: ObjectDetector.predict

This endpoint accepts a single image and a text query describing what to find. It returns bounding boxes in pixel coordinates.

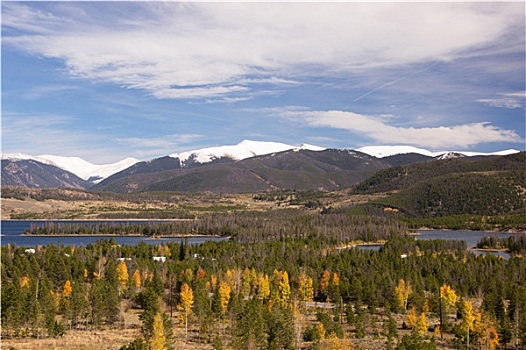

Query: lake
[0,220,228,246]
[0,221,519,257]
[355,229,517,259]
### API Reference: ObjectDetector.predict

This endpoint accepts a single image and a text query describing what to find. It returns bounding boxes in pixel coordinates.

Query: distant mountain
[1,159,91,189]
[171,140,325,165]
[381,153,434,166]
[2,141,522,192]
[94,149,389,193]
[1,153,138,184]
[357,145,520,158]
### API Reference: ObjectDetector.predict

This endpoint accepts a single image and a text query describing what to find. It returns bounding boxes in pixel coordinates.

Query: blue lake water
[355,230,518,259]
[0,221,519,257]
[0,220,228,246]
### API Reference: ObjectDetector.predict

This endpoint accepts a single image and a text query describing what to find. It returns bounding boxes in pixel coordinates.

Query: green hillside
[351,152,526,219]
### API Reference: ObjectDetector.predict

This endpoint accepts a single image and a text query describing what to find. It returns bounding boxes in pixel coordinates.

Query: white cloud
[476,91,526,109]
[276,108,523,149]
[2,2,523,100]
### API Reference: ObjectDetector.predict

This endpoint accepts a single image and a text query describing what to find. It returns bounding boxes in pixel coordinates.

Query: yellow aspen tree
[20,276,30,288]
[416,312,428,335]
[132,269,142,288]
[488,326,499,350]
[298,271,314,302]
[320,270,331,296]
[218,281,231,315]
[257,273,271,300]
[63,280,72,298]
[395,279,412,311]
[331,272,340,287]
[178,282,194,339]
[150,312,167,350]
[116,260,129,292]
[473,310,499,350]
[224,269,237,291]
[461,300,475,348]
[208,274,218,293]
[278,271,291,306]
[321,332,344,350]
[440,284,458,314]
[406,307,418,329]
[316,323,326,340]
[163,245,171,258]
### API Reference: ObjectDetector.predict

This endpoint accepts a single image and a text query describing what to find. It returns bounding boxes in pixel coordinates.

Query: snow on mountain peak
[357,145,440,158]
[2,153,139,182]
[357,145,521,158]
[170,140,326,164]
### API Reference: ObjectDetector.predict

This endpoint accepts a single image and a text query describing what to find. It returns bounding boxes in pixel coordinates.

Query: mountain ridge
[2,140,521,189]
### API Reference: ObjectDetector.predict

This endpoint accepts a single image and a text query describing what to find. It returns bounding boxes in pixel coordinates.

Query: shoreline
[20,233,224,238]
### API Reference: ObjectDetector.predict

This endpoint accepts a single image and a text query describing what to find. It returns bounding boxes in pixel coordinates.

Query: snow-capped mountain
[170,140,325,165]
[2,141,521,187]
[357,145,520,159]
[1,153,138,184]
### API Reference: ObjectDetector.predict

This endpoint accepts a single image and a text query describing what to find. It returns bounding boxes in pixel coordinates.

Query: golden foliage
[278,271,291,306]
[116,260,129,288]
[218,281,231,315]
[178,283,194,318]
[62,280,72,298]
[257,273,270,300]
[298,271,314,302]
[440,284,458,313]
[406,307,418,329]
[150,312,167,350]
[394,279,412,311]
[132,269,142,288]
[19,276,30,288]
[320,270,331,294]
[416,312,428,335]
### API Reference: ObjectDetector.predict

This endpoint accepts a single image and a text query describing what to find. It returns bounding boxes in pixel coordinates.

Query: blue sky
[2,1,525,163]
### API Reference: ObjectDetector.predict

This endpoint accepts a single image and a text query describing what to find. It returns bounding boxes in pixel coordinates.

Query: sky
[2,1,525,164]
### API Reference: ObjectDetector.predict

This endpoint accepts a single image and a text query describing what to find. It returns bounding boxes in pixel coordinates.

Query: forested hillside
[351,152,526,219]
[94,149,389,193]
[353,152,525,195]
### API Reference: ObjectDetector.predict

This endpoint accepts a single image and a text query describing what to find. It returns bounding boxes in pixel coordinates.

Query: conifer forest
[2,203,526,350]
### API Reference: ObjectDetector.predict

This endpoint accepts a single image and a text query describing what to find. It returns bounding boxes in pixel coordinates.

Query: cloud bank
[2,2,523,101]
[276,108,522,149]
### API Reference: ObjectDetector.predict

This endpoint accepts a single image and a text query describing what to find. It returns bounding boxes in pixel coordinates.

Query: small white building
[153,256,166,263]
[24,248,36,254]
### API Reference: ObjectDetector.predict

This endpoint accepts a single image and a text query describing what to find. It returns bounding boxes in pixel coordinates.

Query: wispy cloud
[2,2,522,101]
[477,91,525,109]
[274,108,522,149]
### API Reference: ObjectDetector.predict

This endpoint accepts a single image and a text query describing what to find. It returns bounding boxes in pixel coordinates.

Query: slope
[1,159,91,189]
[94,149,390,193]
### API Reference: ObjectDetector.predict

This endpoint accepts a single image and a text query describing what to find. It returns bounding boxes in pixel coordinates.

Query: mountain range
[1,140,521,192]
